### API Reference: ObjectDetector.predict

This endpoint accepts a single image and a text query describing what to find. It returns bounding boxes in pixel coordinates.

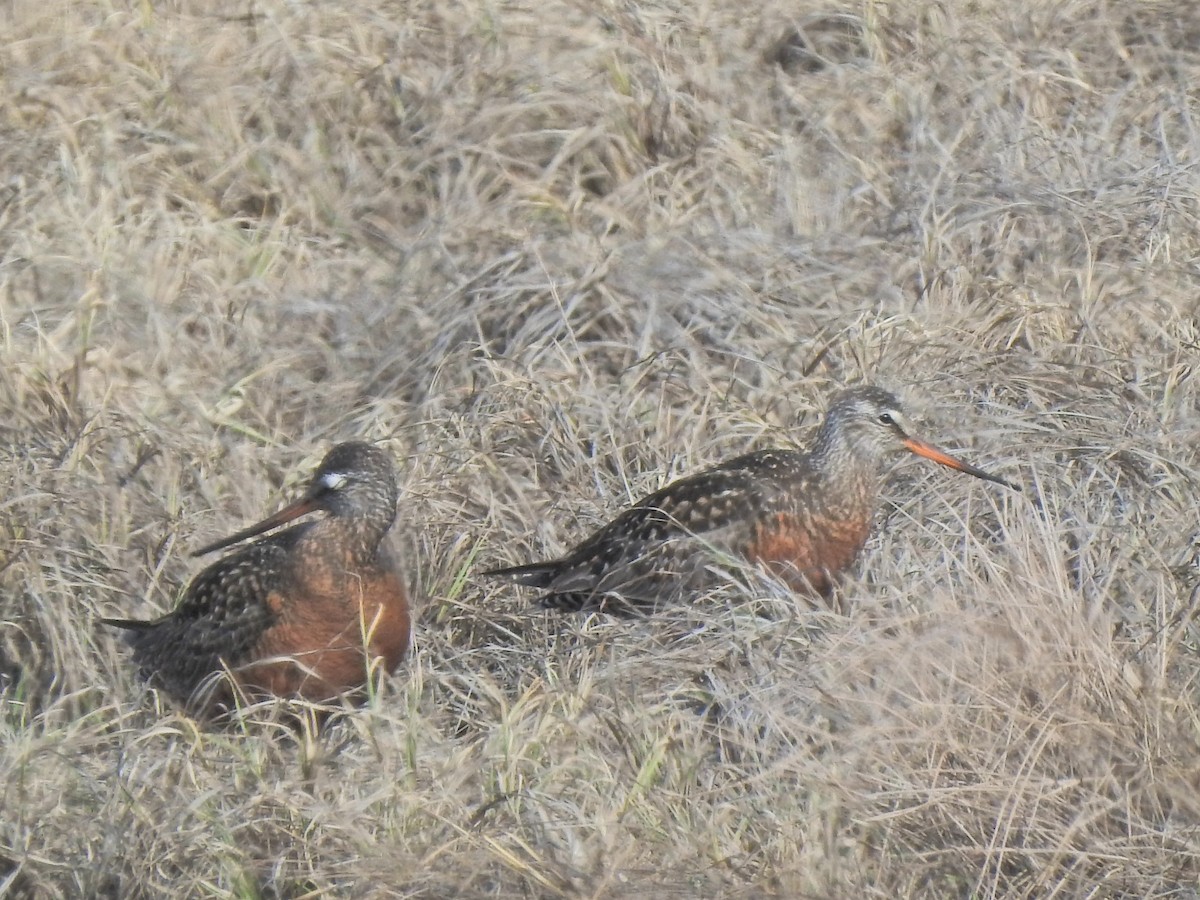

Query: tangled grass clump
[3,0,1200,896]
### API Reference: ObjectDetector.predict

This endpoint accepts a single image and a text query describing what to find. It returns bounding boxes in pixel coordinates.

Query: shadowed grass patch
[4,0,1200,896]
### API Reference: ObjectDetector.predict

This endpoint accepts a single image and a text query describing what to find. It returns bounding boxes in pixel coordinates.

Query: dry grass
[4,0,1200,896]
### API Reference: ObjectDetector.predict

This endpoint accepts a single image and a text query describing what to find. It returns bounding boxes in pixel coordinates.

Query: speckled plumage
[103,442,411,713]
[485,387,1018,613]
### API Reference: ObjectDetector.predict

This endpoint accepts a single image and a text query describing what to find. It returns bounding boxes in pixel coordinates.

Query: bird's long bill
[901,437,1021,491]
[191,490,323,557]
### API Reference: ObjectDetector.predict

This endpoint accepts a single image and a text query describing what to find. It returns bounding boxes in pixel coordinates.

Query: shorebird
[103,442,410,713]
[483,386,1018,613]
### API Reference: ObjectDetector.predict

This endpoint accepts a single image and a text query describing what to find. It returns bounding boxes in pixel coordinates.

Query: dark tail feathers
[99,617,156,632]
[480,561,561,589]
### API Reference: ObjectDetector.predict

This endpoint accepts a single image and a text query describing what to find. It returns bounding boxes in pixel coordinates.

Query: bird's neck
[316,514,394,564]
[810,427,881,507]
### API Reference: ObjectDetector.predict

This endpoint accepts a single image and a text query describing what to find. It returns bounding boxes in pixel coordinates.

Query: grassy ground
[3,0,1200,896]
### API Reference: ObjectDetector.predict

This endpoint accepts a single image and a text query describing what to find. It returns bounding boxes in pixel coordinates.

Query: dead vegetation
[3,0,1200,896]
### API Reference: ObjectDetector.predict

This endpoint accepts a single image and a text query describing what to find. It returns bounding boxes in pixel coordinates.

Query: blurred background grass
[3,0,1200,896]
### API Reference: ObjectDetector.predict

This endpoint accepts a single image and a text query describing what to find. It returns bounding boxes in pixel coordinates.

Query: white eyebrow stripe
[321,472,348,490]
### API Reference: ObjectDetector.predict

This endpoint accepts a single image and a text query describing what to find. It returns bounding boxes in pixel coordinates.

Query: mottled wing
[121,525,310,700]
[538,450,808,609]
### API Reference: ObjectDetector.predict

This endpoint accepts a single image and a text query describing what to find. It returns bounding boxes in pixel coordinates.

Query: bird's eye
[878,412,895,426]
[321,472,349,491]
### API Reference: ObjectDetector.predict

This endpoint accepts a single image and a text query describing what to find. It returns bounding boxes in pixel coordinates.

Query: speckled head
[192,441,400,557]
[815,387,1019,490]
[816,387,907,463]
[310,442,399,519]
